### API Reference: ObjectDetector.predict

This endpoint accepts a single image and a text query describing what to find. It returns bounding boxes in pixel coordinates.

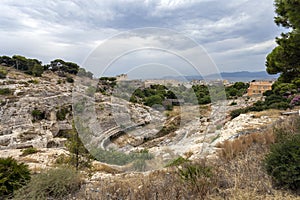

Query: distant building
[247,80,273,96]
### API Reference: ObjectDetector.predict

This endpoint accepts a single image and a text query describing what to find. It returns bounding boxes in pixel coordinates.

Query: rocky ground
[0,67,285,173]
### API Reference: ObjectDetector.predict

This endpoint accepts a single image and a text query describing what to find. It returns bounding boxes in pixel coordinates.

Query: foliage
[90,148,153,170]
[21,147,38,156]
[31,109,45,122]
[265,0,300,102]
[0,88,11,95]
[0,157,30,198]
[56,106,70,121]
[14,167,82,200]
[13,55,44,77]
[290,95,300,106]
[166,157,215,199]
[0,66,8,79]
[66,76,74,83]
[225,82,249,98]
[48,59,80,74]
[58,123,92,170]
[144,95,163,107]
[264,133,300,190]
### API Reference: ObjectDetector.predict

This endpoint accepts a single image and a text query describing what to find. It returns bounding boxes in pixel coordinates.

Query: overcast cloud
[0,0,284,78]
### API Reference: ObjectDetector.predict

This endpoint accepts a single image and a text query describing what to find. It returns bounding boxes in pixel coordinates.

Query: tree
[145,95,163,107]
[266,0,300,84]
[30,63,44,77]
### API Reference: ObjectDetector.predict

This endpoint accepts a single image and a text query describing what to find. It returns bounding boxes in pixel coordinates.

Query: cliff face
[0,69,73,150]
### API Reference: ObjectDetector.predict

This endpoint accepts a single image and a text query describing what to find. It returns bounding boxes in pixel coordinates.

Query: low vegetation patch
[15,167,82,200]
[0,157,30,199]
[0,88,11,95]
[21,147,38,156]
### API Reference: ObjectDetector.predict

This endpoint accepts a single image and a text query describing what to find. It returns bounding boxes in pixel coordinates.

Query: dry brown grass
[216,128,275,160]
[90,162,121,174]
[252,109,281,118]
[71,116,300,199]
[77,170,206,200]
[211,143,300,200]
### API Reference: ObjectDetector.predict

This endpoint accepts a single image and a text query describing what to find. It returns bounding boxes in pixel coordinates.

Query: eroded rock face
[0,71,73,150]
[0,70,284,171]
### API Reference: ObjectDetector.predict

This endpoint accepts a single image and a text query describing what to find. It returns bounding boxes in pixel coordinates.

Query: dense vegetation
[15,167,81,200]
[264,119,300,190]
[0,55,93,78]
[0,157,31,198]
[100,80,248,111]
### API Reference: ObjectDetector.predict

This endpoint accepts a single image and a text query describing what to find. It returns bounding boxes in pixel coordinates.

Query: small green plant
[166,157,216,199]
[0,157,31,198]
[66,76,74,83]
[27,79,39,84]
[56,107,69,121]
[14,167,82,200]
[230,101,237,106]
[0,88,11,95]
[31,109,45,122]
[90,148,153,168]
[21,147,38,156]
[0,67,8,79]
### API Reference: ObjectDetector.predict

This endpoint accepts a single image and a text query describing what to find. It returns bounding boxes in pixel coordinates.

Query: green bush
[56,107,69,121]
[0,88,11,95]
[0,67,8,79]
[264,133,300,190]
[21,147,38,156]
[14,167,82,200]
[230,108,247,119]
[31,109,45,122]
[166,157,215,198]
[0,157,31,198]
[66,76,74,83]
[90,148,153,168]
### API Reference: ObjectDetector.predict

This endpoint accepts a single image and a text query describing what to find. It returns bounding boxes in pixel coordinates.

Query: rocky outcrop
[0,71,73,150]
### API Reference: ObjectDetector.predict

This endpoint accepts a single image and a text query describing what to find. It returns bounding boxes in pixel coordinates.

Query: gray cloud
[0,0,285,77]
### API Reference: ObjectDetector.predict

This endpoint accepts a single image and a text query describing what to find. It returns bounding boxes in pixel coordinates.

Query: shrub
[15,167,82,200]
[31,109,45,122]
[0,157,31,198]
[264,133,300,190]
[56,107,69,121]
[230,108,247,119]
[21,147,38,156]
[166,157,216,199]
[0,88,11,95]
[66,76,74,83]
[0,67,8,79]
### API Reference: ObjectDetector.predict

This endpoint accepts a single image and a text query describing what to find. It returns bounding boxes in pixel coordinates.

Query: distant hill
[163,71,279,82]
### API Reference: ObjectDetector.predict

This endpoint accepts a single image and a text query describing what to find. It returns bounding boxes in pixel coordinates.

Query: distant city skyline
[0,0,285,78]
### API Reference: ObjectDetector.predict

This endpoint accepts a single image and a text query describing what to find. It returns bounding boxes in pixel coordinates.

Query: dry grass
[211,143,300,200]
[216,129,275,160]
[70,116,300,199]
[89,162,121,174]
[252,109,281,118]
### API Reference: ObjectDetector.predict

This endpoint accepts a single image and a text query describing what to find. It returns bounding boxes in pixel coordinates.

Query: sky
[0,0,285,79]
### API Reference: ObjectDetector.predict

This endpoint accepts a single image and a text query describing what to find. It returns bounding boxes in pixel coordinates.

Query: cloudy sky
[0,0,285,78]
